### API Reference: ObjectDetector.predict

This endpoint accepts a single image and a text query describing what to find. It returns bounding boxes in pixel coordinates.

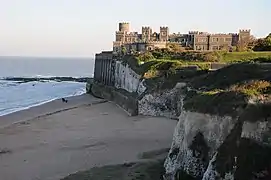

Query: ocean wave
[0,81,86,117]
[1,74,93,79]
[0,98,58,116]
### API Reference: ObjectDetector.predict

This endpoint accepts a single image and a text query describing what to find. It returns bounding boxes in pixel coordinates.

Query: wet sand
[0,94,176,180]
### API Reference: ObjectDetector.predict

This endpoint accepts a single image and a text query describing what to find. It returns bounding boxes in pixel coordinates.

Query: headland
[85,22,271,179]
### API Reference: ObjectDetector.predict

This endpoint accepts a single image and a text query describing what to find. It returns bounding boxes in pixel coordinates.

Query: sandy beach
[0,94,176,180]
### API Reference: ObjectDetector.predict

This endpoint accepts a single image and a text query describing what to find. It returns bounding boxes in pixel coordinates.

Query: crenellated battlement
[189,31,199,34]
[209,33,232,36]
[160,26,169,29]
[119,22,130,32]
[113,22,253,52]
[239,29,251,33]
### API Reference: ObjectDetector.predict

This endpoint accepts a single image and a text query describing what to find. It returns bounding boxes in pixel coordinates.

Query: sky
[0,0,270,57]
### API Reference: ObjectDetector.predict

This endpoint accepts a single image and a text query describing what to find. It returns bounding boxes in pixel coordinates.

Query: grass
[184,63,271,118]
[183,91,248,117]
[190,62,271,90]
[148,49,271,63]
[221,51,271,63]
[120,53,271,118]
[122,52,271,85]
[229,80,271,96]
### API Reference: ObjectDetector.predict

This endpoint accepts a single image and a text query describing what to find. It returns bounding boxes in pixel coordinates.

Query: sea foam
[0,80,86,116]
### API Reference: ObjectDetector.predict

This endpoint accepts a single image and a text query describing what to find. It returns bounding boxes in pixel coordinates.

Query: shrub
[229,80,271,96]
[137,52,155,62]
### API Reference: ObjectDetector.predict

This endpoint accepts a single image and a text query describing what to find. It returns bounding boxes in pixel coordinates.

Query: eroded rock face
[164,105,271,180]
[107,61,271,179]
[164,111,235,180]
[138,83,186,119]
[114,61,146,95]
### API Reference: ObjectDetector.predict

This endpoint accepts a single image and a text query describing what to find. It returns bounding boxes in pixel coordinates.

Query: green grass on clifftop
[184,63,271,118]
[221,51,271,63]
[140,49,271,63]
[121,55,211,76]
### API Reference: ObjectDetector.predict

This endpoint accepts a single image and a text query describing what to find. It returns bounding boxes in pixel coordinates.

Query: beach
[0,94,176,180]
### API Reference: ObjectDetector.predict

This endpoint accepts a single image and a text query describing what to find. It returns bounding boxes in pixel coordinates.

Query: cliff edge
[90,52,271,179]
[158,63,271,180]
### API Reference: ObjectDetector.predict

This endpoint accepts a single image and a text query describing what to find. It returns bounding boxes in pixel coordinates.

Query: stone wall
[92,52,146,116]
[91,83,138,116]
[94,51,116,86]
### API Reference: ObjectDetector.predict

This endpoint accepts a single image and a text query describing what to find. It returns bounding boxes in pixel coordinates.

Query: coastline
[0,94,101,128]
[0,93,176,180]
[0,79,86,117]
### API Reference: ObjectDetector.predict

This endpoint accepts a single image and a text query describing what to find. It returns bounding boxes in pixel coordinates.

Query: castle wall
[113,22,251,52]
[209,34,233,50]
[160,27,169,42]
[119,22,130,32]
[94,51,115,86]
[194,34,209,51]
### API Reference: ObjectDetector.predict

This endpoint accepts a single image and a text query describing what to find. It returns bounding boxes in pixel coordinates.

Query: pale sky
[0,0,270,57]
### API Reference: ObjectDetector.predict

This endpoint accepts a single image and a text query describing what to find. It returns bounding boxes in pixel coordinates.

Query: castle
[113,22,251,53]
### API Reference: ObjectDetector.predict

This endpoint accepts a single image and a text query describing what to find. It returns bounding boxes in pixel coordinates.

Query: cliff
[150,63,271,180]
[90,53,271,179]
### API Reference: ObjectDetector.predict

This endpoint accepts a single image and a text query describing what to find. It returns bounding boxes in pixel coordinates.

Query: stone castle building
[113,22,251,53]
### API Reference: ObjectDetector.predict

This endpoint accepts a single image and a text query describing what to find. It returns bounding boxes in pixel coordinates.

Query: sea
[0,56,95,116]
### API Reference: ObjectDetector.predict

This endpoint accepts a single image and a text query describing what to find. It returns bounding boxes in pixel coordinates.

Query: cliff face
[137,63,271,180]
[91,53,271,179]
[164,97,271,180]
[114,61,146,95]
[161,64,271,180]
[138,83,185,119]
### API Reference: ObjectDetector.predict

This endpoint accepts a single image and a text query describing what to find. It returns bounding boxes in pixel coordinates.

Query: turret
[159,26,169,42]
[142,26,152,42]
[119,22,130,32]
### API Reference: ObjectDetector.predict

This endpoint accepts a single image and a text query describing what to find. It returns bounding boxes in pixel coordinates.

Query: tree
[265,33,271,46]
[237,35,256,51]
[121,46,127,55]
[166,43,182,52]
[253,33,271,51]
[138,51,154,62]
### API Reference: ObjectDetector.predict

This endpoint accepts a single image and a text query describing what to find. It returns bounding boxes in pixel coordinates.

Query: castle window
[212,46,218,50]
[212,38,219,42]
[226,38,232,41]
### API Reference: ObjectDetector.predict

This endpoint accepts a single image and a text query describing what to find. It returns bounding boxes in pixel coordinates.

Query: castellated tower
[159,27,169,42]
[142,27,152,42]
[119,22,130,32]
[115,22,130,42]
[239,29,251,41]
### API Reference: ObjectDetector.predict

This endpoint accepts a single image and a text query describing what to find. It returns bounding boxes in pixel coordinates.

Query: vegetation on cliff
[184,62,271,119]
[136,48,271,63]
[121,51,271,100]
